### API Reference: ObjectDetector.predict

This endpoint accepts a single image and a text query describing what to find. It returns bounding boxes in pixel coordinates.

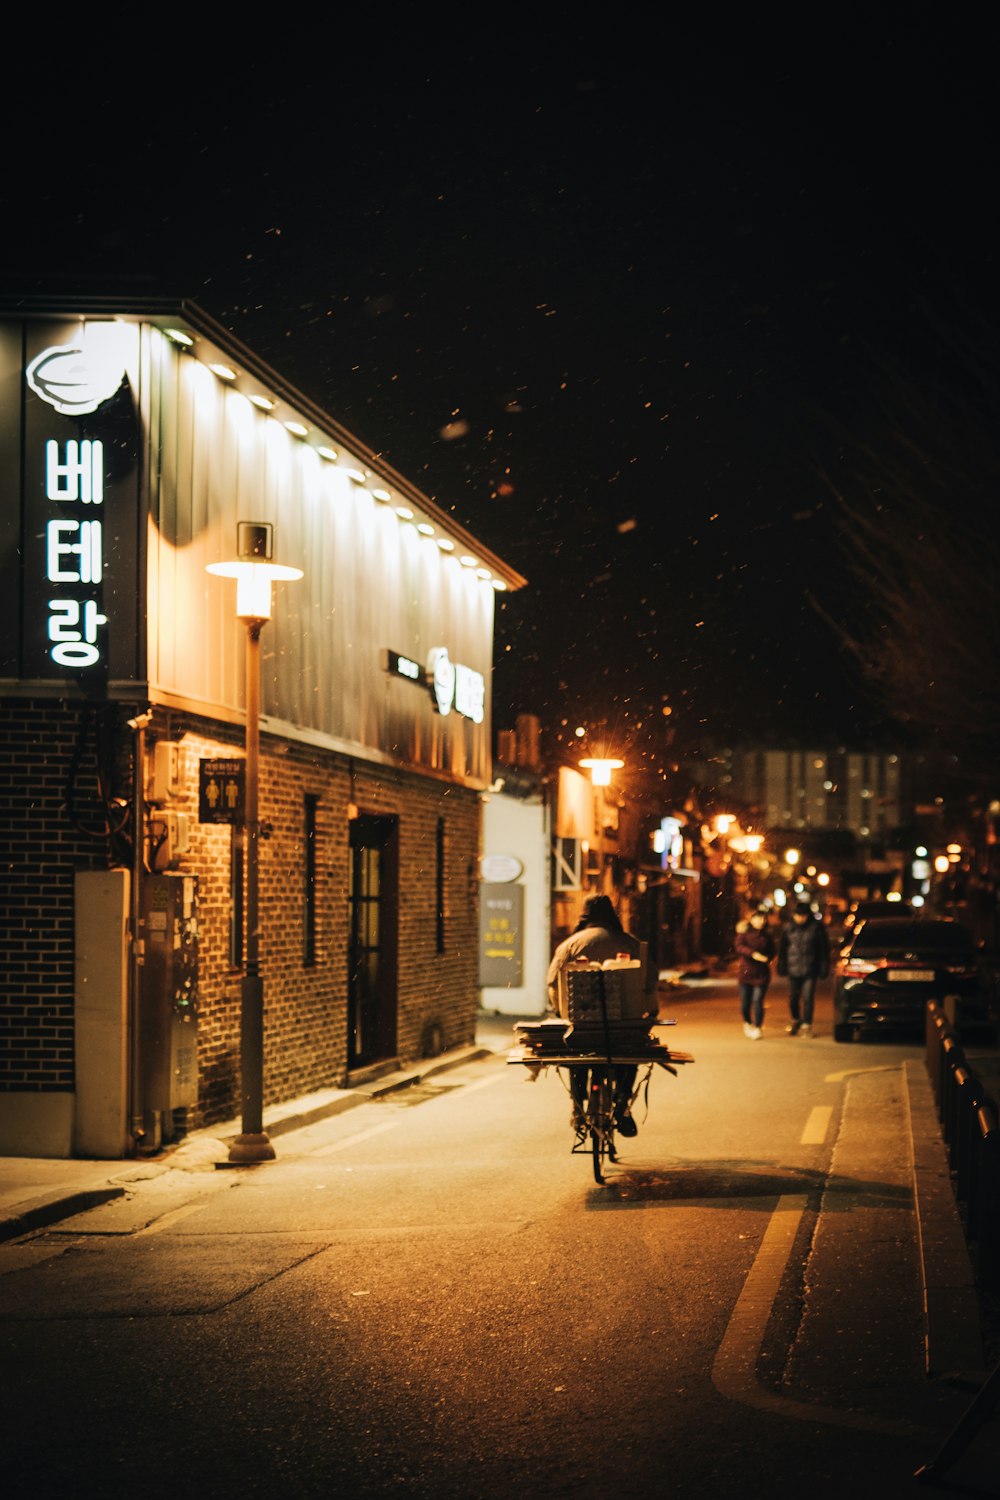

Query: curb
[905,1059,986,1378]
[0,1187,126,1246]
[243,1044,493,1141]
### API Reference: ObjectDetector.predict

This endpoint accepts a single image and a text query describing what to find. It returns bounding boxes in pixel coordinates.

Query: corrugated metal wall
[143,326,494,783]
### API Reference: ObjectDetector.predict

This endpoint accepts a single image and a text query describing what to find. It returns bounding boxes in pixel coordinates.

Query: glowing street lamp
[579,756,624,786]
[579,755,624,892]
[206,523,302,1164]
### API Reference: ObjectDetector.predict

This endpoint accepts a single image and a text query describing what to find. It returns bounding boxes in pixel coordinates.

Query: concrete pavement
[1,1005,998,1487]
[0,1010,987,1368]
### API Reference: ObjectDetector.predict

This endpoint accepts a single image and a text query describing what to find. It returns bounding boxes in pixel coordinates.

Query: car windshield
[850,920,974,955]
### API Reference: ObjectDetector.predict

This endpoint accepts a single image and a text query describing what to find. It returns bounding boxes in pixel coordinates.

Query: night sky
[3,18,997,766]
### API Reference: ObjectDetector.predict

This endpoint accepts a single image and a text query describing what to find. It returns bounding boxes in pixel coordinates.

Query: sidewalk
[0,1039,491,1245]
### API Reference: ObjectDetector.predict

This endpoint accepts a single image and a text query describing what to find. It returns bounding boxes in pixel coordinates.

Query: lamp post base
[227,1132,276,1164]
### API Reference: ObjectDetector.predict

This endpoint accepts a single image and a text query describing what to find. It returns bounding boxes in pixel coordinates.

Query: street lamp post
[579,756,624,895]
[207,523,302,1164]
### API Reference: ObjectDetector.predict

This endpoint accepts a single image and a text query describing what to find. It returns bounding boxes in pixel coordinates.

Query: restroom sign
[199,759,246,824]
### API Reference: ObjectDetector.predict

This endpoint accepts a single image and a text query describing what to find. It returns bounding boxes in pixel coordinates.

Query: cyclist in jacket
[546,894,657,1136]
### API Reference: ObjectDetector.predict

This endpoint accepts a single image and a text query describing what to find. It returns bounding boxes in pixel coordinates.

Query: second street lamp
[579,755,624,895]
[207,522,302,1165]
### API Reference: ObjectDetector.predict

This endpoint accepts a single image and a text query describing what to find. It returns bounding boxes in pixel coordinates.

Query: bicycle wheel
[587,1070,615,1184]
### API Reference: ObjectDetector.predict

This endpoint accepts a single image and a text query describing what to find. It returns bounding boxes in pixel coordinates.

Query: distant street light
[579,755,624,893]
[579,756,624,787]
[207,523,302,1165]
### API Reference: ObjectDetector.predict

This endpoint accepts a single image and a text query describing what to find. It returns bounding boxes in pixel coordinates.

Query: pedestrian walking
[777,900,830,1036]
[735,904,775,1039]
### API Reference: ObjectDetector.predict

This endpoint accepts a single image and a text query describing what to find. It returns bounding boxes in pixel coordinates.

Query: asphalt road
[1,979,997,1498]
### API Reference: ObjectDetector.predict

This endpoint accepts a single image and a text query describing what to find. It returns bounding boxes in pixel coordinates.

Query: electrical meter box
[140,872,199,1112]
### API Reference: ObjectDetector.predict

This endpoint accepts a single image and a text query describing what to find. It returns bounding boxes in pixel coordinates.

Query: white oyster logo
[26,335,127,416]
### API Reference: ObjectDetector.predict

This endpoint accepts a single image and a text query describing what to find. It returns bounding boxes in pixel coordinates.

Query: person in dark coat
[734,904,776,1039]
[777,900,830,1036]
[546,894,657,1136]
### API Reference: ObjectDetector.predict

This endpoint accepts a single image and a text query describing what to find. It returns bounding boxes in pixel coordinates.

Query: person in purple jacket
[734,904,776,1039]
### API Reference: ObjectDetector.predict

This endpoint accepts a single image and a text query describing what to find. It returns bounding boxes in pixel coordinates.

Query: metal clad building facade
[0,296,523,1157]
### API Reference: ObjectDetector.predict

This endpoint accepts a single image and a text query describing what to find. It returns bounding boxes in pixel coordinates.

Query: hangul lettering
[47,598,108,667]
[46,519,102,583]
[45,439,104,504]
[454,663,485,723]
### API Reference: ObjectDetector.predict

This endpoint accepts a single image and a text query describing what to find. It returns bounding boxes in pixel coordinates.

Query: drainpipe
[127,710,152,1152]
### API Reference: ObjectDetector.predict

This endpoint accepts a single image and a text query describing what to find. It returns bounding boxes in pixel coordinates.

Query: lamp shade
[206,556,303,620]
[579,757,624,787]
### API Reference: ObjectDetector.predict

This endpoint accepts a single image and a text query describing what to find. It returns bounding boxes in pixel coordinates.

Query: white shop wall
[480,791,551,1017]
[143,326,496,783]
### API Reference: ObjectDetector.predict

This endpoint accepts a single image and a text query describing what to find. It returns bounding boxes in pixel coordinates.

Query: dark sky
[3,17,997,762]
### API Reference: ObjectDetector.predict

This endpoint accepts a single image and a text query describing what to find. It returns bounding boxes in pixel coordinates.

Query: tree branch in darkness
[813,315,1000,770]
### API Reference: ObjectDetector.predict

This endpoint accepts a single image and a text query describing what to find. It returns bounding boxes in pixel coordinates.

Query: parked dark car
[833,916,989,1042]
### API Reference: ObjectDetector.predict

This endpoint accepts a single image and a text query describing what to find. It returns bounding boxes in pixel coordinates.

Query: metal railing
[925,1001,1000,1293]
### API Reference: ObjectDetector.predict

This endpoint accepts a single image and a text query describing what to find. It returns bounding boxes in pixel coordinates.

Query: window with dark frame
[436,816,446,954]
[304,793,319,966]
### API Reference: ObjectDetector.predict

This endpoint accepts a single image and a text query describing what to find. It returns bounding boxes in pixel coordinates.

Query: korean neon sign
[385,647,486,724]
[43,438,108,668]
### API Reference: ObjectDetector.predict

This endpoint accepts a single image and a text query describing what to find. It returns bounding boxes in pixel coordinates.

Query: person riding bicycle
[546,894,658,1137]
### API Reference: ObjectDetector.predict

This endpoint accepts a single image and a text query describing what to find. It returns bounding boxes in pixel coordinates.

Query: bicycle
[570,1063,630,1184]
[509,1017,694,1185]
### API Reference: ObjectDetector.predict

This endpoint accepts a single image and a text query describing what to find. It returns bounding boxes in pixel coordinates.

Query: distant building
[720,748,904,842]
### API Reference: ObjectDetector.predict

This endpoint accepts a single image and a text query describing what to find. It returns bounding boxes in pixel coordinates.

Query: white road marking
[446,1071,508,1097]
[800,1106,832,1145]
[313,1121,400,1156]
[135,1203,206,1236]
[824,1065,899,1083]
[312,1070,508,1156]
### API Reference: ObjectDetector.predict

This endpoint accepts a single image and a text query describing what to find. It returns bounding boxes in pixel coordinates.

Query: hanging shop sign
[383,646,485,724]
[480,853,523,883]
[198,758,246,825]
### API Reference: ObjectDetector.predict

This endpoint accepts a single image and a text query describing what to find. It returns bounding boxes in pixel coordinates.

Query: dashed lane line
[800,1106,832,1145]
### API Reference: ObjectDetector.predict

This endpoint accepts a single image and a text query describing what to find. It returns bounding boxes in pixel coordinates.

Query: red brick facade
[0,699,122,1096]
[1,699,482,1132]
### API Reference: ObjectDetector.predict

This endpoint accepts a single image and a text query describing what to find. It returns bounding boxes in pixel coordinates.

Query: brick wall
[1,698,482,1130]
[0,699,140,1094]
[148,714,483,1126]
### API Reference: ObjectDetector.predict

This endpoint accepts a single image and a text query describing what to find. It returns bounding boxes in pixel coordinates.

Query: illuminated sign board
[479,883,524,986]
[199,758,246,825]
[659,816,684,871]
[43,439,108,667]
[384,646,485,724]
[3,320,141,685]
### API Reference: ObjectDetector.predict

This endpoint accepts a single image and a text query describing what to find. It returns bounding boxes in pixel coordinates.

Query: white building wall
[143,325,497,785]
[479,792,551,1017]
